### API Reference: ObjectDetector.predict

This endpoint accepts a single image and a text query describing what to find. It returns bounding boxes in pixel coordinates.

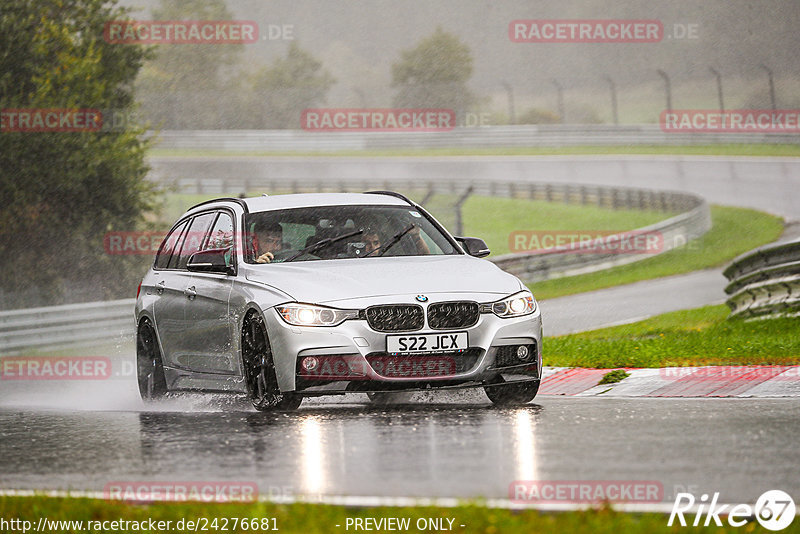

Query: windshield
[243,204,459,263]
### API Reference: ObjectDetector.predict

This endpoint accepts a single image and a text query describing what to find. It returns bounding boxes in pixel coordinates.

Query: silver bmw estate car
[135,191,542,410]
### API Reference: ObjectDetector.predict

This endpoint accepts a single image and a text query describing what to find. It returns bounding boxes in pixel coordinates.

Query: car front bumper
[264,304,542,395]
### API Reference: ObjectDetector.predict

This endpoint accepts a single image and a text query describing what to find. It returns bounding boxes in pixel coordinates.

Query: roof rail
[187,197,249,213]
[364,190,415,205]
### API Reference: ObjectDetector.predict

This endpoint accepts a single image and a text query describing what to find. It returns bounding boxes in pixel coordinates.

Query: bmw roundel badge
[415,295,428,303]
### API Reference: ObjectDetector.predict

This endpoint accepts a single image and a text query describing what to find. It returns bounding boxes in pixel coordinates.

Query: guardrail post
[759,64,777,111]
[502,81,516,124]
[454,186,474,236]
[657,69,673,112]
[552,80,566,123]
[709,67,725,112]
[603,75,619,125]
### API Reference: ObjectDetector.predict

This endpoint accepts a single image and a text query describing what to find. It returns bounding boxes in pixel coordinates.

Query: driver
[254,222,283,263]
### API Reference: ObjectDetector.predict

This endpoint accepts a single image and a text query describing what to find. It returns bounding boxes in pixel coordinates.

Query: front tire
[484,377,539,406]
[241,311,302,411]
[136,319,168,401]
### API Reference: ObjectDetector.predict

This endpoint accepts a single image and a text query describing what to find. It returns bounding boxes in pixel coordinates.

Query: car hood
[244,255,522,305]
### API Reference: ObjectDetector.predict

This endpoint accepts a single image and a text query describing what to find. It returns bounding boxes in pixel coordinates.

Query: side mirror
[455,236,490,258]
[187,247,235,275]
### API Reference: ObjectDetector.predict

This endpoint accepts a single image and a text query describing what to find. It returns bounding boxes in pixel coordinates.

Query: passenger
[408,224,431,255]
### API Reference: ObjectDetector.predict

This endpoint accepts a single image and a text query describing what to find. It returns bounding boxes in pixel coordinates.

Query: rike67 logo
[669,490,795,530]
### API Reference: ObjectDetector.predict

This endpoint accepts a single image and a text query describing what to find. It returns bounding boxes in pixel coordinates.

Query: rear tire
[136,319,168,401]
[484,377,539,406]
[241,311,302,411]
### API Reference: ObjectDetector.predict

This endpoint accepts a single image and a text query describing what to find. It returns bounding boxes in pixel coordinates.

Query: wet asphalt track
[1,381,799,505]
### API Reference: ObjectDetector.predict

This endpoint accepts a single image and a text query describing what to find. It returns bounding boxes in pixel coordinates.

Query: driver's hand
[256,251,274,264]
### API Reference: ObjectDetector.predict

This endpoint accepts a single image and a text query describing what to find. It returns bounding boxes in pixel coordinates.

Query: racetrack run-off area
[539,365,800,397]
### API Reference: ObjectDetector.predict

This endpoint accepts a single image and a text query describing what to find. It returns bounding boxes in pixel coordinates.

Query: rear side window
[203,212,235,251]
[171,212,216,270]
[154,220,188,270]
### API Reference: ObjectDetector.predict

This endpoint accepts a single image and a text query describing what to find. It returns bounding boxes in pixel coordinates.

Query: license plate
[386,332,468,354]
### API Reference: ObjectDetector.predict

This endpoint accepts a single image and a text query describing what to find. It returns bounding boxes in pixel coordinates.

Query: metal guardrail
[0,299,135,355]
[723,239,800,318]
[152,125,800,152]
[490,184,710,283]
[0,181,710,353]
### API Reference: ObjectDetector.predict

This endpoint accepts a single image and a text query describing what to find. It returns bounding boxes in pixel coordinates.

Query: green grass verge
[461,197,670,257]
[148,144,800,158]
[545,304,800,368]
[2,496,791,534]
[529,205,784,300]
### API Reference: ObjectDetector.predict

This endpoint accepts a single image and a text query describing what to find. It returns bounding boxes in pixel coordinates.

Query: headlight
[276,303,359,327]
[481,291,537,318]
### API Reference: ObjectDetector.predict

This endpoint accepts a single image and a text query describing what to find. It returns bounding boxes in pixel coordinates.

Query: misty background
[122,0,800,127]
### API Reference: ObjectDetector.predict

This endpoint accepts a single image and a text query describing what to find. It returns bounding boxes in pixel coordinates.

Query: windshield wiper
[282,229,363,262]
[363,223,415,257]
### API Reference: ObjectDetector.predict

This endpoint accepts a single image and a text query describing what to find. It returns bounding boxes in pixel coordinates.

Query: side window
[154,220,188,270]
[172,212,216,270]
[202,212,234,251]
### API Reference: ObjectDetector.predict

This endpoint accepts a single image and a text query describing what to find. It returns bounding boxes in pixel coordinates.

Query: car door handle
[156,281,165,295]
[184,285,197,299]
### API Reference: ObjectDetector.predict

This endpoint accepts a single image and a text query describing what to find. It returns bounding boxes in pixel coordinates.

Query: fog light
[301,356,319,372]
[516,345,531,361]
